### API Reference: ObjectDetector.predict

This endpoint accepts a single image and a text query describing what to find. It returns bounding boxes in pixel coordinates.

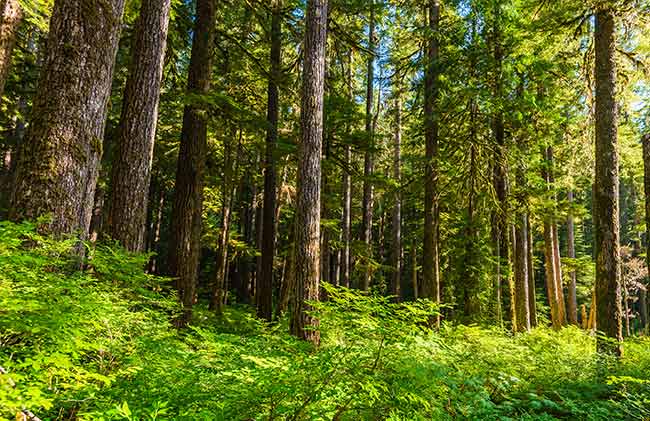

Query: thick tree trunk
[390,92,402,301]
[10,0,125,239]
[566,189,578,325]
[0,0,21,99]
[360,1,375,291]
[168,0,216,325]
[594,8,622,355]
[423,1,440,322]
[290,0,327,345]
[258,0,282,321]
[108,0,171,251]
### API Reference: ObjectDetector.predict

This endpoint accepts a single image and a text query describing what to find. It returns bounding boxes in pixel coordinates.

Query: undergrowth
[1,220,650,420]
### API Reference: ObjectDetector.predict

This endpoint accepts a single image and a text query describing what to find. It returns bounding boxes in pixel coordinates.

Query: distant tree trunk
[580,304,588,329]
[390,92,402,301]
[552,222,566,323]
[147,182,165,274]
[340,51,353,289]
[360,1,375,291]
[514,213,530,332]
[258,0,282,321]
[527,214,538,326]
[10,0,125,239]
[168,0,217,325]
[108,0,171,251]
[566,189,579,325]
[411,239,418,299]
[594,7,622,355]
[0,0,22,99]
[290,0,327,345]
[210,131,237,313]
[423,1,440,325]
[543,220,560,329]
[641,133,650,335]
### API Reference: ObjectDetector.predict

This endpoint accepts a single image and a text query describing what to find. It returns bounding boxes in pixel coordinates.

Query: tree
[258,0,283,321]
[423,0,440,315]
[290,0,328,345]
[168,0,217,325]
[108,0,172,252]
[567,189,578,325]
[594,5,622,355]
[390,89,402,301]
[10,0,126,238]
[0,0,21,99]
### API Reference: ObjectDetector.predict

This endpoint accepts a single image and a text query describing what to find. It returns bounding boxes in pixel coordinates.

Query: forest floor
[2,220,650,421]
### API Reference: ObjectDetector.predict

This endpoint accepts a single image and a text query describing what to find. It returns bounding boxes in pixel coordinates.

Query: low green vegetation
[1,221,649,420]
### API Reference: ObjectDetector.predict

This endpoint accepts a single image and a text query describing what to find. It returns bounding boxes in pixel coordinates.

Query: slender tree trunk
[0,0,22,99]
[360,1,375,291]
[566,190,578,325]
[290,0,327,345]
[527,214,538,326]
[148,184,165,274]
[423,1,440,324]
[544,220,561,329]
[390,91,402,301]
[552,222,566,324]
[340,51,353,289]
[514,213,530,332]
[412,239,418,300]
[168,0,217,325]
[642,134,650,335]
[594,7,622,355]
[258,0,282,321]
[108,0,171,251]
[10,0,125,239]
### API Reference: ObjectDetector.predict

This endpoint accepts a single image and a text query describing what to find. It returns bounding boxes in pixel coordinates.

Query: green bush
[1,221,650,420]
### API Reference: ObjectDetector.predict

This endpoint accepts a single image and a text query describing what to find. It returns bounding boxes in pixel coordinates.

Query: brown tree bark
[340,51,353,289]
[168,0,217,325]
[290,0,327,345]
[108,0,171,251]
[527,214,538,326]
[543,220,561,329]
[514,213,530,332]
[566,189,579,325]
[642,133,650,335]
[258,0,282,321]
[390,91,402,301]
[594,7,622,355]
[0,0,21,99]
[10,0,125,239]
[360,1,375,291]
[423,1,440,321]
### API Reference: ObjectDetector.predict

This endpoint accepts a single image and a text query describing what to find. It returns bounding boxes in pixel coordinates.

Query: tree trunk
[566,189,578,325]
[390,91,402,301]
[543,220,560,329]
[168,0,217,325]
[423,1,440,323]
[258,0,282,321]
[0,0,21,99]
[290,0,327,345]
[514,213,530,332]
[527,214,538,326]
[10,0,125,239]
[108,0,171,251]
[594,7,622,355]
[340,51,353,289]
[360,1,375,291]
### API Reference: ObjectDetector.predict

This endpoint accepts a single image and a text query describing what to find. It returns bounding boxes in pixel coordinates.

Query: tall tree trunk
[108,0,171,251]
[594,7,622,355]
[423,1,440,323]
[642,133,650,335]
[390,91,402,301]
[514,213,530,332]
[527,214,538,326]
[552,223,566,324]
[168,0,216,325]
[258,0,282,321]
[566,189,578,325]
[0,0,21,99]
[340,51,353,289]
[10,0,125,239]
[543,220,561,329]
[360,1,375,291]
[290,0,327,345]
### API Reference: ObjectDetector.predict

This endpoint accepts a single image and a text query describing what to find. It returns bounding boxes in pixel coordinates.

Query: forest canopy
[2,0,650,419]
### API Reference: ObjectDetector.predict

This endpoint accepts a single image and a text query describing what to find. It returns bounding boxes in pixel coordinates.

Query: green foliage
[1,223,650,420]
